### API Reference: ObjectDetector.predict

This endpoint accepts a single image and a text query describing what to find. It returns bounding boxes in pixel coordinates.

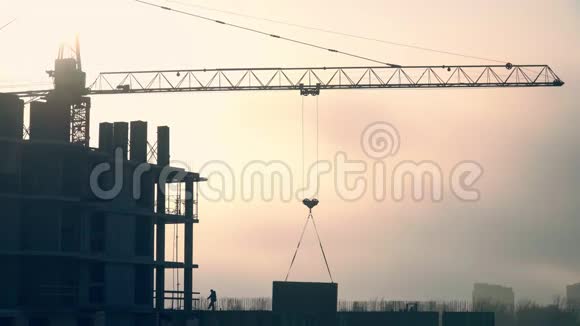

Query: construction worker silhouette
[207,289,217,311]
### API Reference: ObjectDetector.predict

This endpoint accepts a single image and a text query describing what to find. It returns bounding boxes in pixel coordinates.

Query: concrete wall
[184,312,439,326]
[0,94,24,140]
[0,199,20,307]
[0,198,21,251]
[443,312,494,326]
[0,142,21,192]
[0,257,19,308]
[105,264,135,306]
[20,203,60,251]
[516,309,577,326]
[106,213,136,258]
[29,100,70,143]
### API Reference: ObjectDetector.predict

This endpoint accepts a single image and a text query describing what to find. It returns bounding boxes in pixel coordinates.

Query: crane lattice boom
[1,56,564,148]
[7,64,563,98]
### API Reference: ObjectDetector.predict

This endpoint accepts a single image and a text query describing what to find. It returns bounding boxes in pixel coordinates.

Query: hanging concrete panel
[272,281,338,314]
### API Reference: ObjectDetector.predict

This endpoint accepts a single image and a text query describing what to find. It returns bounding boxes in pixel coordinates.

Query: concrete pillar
[98,122,114,154]
[113,122,128,160]
[155,126,170,311]
[155,228,165,311]
[130,121,148,162]
[157,126,170,166]
[184,175,194,312]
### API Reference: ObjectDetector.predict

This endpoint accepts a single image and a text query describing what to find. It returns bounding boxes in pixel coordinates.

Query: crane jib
[5,64,563,98]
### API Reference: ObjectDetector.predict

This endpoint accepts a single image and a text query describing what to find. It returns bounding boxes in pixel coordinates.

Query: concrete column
[184,176,194,312]
[155,226,165,310]
[157,126,170,167]
[155,126,170,311]
[98,122,114,154]
[113,122,128,159]
[130,121,148,162]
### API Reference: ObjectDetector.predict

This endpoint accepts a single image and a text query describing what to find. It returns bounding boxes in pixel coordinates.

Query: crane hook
[302,198,319,212]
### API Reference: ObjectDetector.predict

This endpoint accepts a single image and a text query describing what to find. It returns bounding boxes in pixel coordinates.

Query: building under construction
[0,92,204,326]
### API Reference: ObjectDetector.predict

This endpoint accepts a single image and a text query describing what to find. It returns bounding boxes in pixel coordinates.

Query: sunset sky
[1,0,579,303]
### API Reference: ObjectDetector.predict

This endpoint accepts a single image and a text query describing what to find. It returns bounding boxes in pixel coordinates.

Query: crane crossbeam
[2,64,563,98]
[88,64,563,96]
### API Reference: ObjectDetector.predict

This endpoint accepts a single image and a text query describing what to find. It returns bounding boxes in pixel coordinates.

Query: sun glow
[2,0,131,49]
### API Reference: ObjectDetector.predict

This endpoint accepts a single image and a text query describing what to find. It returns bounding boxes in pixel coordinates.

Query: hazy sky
[1,0,579,303]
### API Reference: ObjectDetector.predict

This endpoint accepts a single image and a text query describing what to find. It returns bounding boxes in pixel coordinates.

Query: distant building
[473,283,515,312]
[567,283,580,311]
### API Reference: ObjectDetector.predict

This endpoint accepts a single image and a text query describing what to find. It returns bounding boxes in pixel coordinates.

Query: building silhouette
[567,283,580,312]
[473,283,515,313]
[0,94,203,326]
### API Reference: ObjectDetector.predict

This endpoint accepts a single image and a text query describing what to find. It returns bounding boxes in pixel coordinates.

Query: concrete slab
[272,281,337,314]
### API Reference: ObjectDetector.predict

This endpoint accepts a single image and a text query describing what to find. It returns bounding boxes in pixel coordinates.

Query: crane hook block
[302,198,319,210]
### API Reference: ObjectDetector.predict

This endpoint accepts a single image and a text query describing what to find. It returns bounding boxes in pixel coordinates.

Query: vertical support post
[155,214,165,310]
[98,122,114,155]
[155,126,170,311]
[113,122,128,160]
[130,121,148,162]
[184,175,194,312]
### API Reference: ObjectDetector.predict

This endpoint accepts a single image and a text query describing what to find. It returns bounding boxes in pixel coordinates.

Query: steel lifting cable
[315,96,319,198]
[164,0,508,65]
[300,97,320,199]
[138,0,542,75]
[284,213,311,282]
[285,96,333,283]
[313,97,333,282]
[310,213,333,282]
[0,19,16,32]
[284,212,334,283]
[301,96,305,199]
